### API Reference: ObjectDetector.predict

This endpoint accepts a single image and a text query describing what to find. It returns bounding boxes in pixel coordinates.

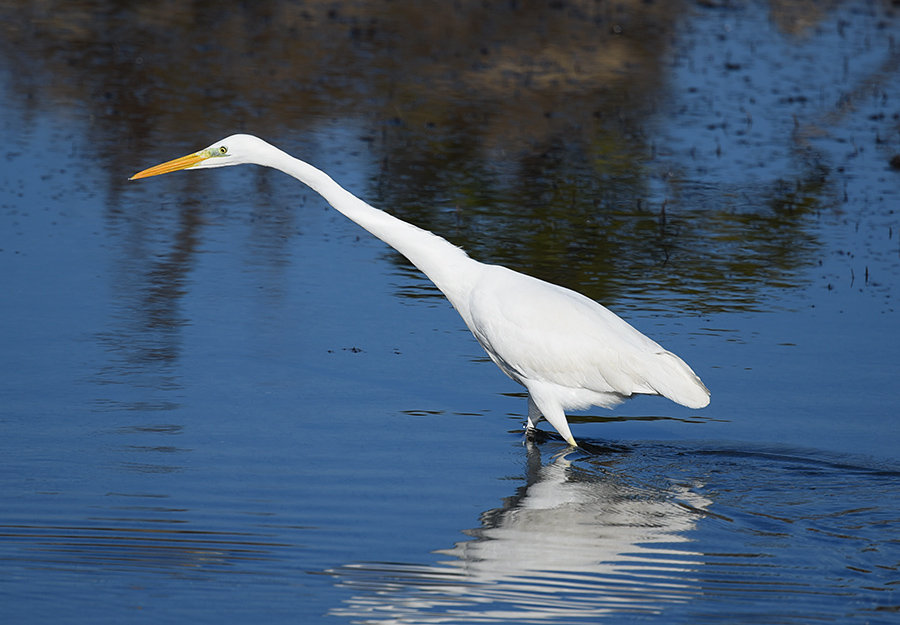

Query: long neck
[264,148,480,308]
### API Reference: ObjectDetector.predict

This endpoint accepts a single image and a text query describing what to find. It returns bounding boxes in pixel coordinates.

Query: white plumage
[131,134,710,446]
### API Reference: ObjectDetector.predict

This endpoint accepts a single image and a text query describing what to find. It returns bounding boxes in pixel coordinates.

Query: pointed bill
[129,151,209,180]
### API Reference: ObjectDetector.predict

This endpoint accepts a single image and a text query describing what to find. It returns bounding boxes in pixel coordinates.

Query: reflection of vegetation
[376,120,827,313]
[0,0,841,314]
[646,166,827,313]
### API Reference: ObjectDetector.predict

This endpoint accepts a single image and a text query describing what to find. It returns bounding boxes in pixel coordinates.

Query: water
[329,442,900,623]
[1,1,899,623]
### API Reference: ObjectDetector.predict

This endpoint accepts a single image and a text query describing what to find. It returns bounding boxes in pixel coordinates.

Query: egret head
[129,134,270,180]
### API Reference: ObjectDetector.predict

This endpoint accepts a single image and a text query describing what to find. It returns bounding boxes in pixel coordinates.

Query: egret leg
[526,393,578,447]
[526,395,543,430]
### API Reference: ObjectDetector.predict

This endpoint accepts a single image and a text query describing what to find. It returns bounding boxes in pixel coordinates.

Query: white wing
[466,265,709,409]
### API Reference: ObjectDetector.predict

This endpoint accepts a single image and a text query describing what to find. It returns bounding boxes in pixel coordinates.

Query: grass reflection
[0,0,853,318]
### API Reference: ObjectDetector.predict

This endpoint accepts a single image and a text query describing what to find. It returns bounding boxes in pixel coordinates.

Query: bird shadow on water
[326,436,900,624]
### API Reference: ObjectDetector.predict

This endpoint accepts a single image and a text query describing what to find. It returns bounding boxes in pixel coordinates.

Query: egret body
[131,134,710,446]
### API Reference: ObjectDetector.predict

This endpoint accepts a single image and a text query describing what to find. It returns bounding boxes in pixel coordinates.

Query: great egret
[130,134,710,446]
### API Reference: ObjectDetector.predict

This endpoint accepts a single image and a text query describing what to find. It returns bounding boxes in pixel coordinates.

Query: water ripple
[328,441,900,623]
[0,523,291,577]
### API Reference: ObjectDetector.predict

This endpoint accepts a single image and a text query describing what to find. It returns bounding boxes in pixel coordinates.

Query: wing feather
[467,266,709,408]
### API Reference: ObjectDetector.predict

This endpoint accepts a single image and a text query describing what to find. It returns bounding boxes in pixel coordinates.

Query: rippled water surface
[2,1,899,623]
[329,442,900,623]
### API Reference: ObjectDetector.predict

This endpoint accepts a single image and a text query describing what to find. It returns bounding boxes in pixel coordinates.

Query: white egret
[130,134,709,446]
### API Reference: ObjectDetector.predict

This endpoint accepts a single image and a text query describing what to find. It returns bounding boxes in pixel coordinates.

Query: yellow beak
[129,151,209,180]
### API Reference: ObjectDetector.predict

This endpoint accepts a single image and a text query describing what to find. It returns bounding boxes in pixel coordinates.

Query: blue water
[2,1,899,623]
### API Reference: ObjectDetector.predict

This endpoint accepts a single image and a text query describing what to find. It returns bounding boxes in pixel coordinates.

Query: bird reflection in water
[326,440,710,622]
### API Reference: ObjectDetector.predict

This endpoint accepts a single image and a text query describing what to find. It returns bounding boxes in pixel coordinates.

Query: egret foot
[525,425,577,447]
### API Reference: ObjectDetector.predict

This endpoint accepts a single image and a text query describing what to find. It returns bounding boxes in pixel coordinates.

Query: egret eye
[218,146,228,155]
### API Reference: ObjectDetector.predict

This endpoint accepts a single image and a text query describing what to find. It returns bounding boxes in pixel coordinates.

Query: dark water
[2,1,899,623]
